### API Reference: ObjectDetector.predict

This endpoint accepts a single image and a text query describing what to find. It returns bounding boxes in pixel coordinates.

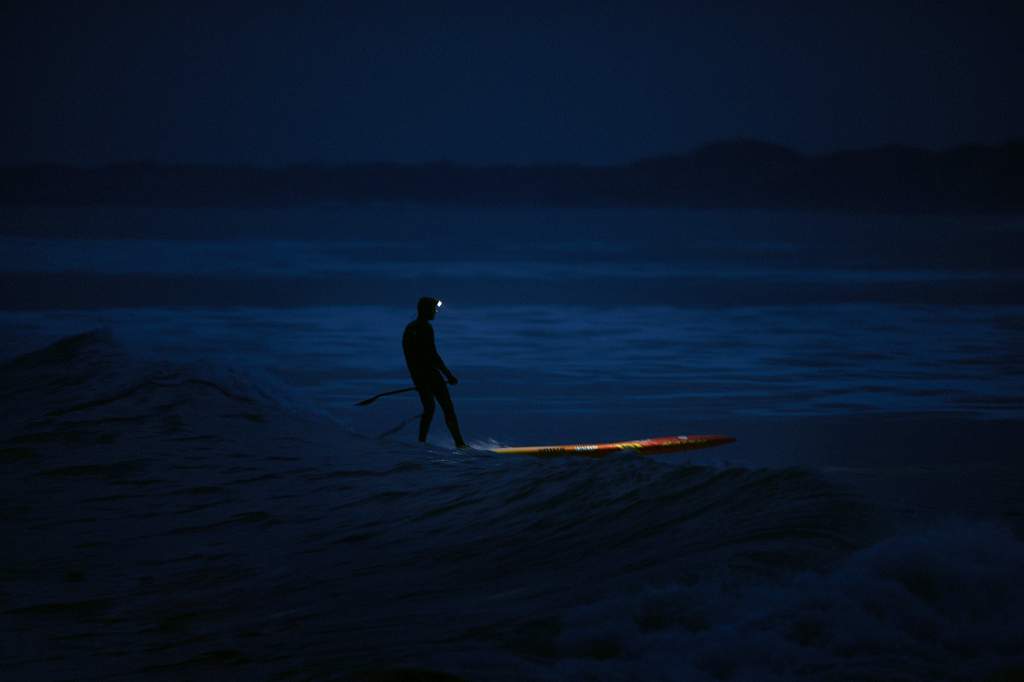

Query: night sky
[2,0,1022,166]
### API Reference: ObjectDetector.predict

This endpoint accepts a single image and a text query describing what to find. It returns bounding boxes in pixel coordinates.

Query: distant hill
[2,139,1022,212]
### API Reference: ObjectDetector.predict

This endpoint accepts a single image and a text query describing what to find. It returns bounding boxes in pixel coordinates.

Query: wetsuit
[402,318,466,446]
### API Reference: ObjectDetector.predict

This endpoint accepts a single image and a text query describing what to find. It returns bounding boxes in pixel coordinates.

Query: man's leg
[433,381,466,447]
[417,387,435,442]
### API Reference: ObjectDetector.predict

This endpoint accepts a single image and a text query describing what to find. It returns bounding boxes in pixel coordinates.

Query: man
[402,296,467,448]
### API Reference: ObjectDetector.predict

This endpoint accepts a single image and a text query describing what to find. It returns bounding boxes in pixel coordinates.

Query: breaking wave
[2,331,1022,681]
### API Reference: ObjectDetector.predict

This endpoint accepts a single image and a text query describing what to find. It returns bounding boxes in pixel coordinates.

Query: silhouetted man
[403,296,467,448]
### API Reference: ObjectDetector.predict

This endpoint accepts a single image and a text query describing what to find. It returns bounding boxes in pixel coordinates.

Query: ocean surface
[1,204,1023,680]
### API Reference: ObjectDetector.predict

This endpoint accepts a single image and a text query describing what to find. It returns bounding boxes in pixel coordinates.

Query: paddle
[377,413,422,438]
[354,386,418,406]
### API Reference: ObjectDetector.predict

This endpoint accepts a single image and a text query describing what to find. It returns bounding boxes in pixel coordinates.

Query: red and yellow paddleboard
[490,434,735,457]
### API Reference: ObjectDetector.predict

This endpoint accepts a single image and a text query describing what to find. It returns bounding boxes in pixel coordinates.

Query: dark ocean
[1,204,1023,680]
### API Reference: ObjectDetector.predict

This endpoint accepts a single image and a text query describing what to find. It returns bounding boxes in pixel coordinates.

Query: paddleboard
[489,434,734,457]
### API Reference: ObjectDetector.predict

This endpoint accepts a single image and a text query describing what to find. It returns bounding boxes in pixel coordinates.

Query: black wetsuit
[402,318,465,446]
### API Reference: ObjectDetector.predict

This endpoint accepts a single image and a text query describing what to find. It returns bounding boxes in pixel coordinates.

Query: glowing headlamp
[436,300,443,309]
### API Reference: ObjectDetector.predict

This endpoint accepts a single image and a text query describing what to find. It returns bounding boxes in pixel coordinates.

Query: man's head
[417,296,442,320]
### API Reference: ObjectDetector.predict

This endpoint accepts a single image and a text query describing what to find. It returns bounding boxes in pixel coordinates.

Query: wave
[522,520,1024,682]
[2,330,1021,681]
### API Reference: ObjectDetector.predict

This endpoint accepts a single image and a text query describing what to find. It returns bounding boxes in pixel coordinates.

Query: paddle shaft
[354,386,419,406]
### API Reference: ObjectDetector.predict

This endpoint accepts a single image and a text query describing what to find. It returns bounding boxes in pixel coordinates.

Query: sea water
[1,205,1023,680]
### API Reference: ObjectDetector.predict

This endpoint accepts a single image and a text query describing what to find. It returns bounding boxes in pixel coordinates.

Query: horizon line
[3,137,1022,171]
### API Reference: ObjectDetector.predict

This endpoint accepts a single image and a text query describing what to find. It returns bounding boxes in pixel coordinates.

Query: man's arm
[428,325,458,384]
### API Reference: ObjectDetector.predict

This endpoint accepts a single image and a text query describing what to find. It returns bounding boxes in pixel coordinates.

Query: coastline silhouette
[3,140,1021,213]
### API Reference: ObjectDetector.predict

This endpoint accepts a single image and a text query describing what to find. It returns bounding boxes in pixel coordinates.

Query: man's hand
[447,373,459,386]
